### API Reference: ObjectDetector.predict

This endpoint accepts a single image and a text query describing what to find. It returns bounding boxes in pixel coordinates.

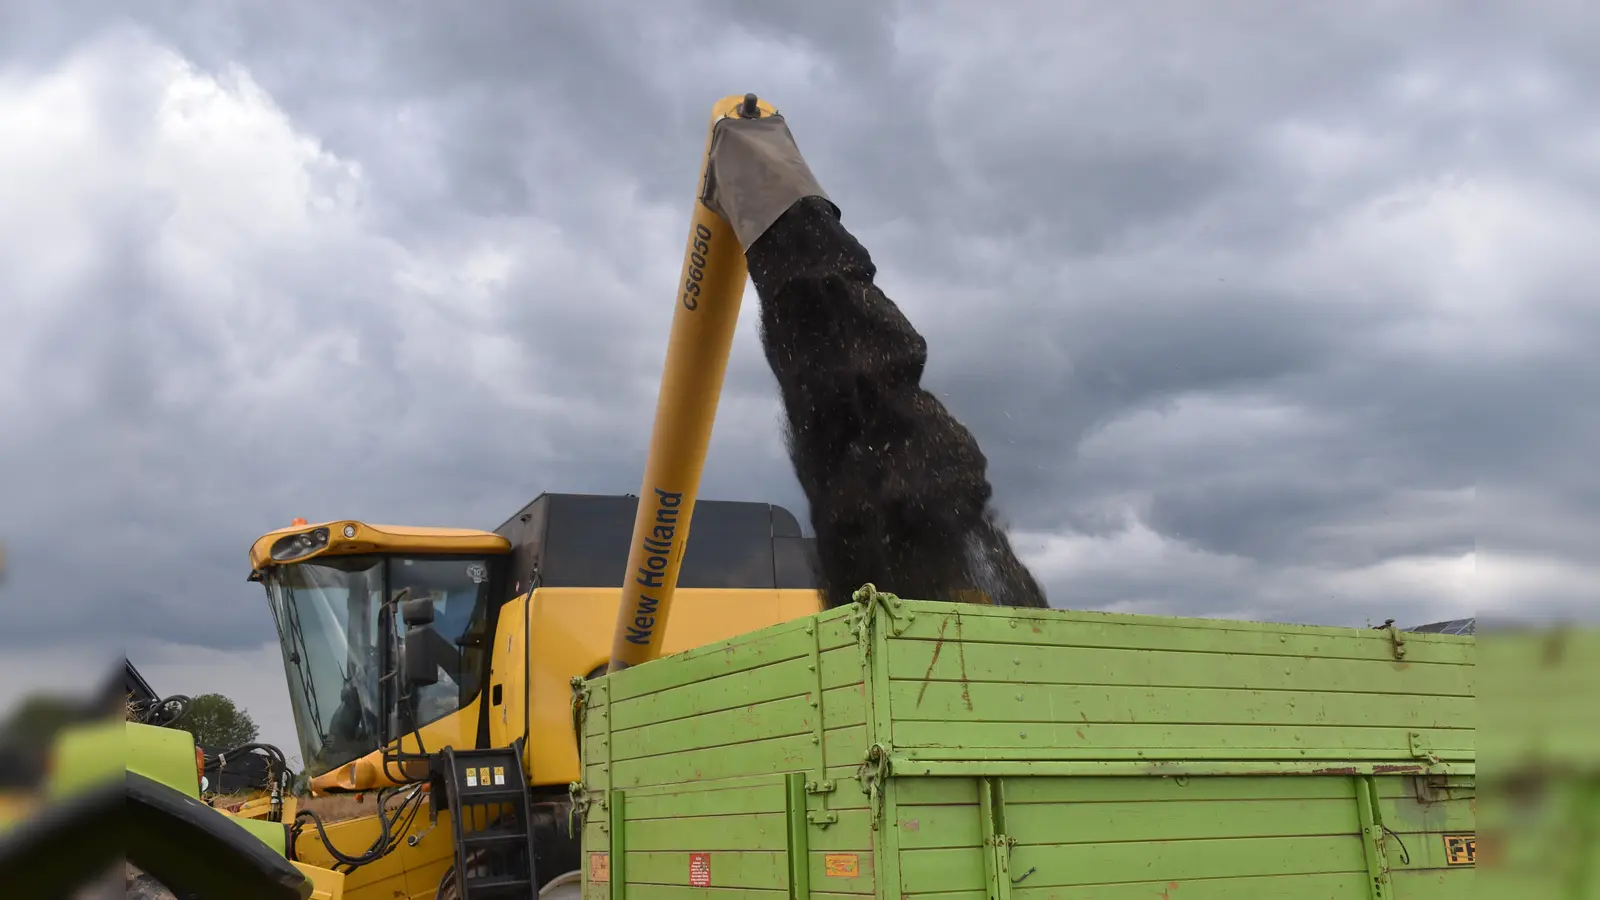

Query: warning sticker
[824,854,860,878]
[465,770,478,787]
[1444,834,1476,866]
[479,767,491,787]
[589,853,610,883]
[493,766,506,786]
[689,852,711,887]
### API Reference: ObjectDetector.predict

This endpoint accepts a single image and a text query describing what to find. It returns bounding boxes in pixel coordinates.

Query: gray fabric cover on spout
[701,114,836,250]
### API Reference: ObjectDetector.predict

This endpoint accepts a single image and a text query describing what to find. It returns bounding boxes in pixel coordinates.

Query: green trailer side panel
[578,593,1476,900]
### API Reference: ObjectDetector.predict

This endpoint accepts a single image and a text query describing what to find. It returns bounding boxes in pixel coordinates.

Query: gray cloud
[2,0,1596,695]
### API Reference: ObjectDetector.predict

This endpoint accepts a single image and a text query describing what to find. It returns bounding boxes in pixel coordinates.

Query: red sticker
[689,852,711,887]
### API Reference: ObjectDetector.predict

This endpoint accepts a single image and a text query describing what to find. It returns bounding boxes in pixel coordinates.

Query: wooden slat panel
[609,612,855,703]
[1001,774,1362,804]
[901,835,1368,892]
[889,640,1473,697]
[892,681,1473,729]
[612,649,862,731]
[890,720,1473,755]
[894,605,1473,665]
[611,689,865,762]
[896,798,1361,850]
[1011,872,1369,899]
[610,725,866,789]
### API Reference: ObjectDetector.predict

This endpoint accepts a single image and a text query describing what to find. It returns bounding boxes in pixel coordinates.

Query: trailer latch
[1408,731,1440,765]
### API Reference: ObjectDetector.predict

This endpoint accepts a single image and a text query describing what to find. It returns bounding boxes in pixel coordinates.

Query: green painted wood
[902,834,1369,892]
[610,651,863,732]
[1387,870,1473,898]
[885,757,1474,776]
[888,640,1473,698]
[893,605,1474,666]
[608,887,785,900]
[786,774,810,900]
[1011,873,1370,899]
[625,851,789,889]
[890,720,1473,757]
[608,724,866,789]
[997,773,1368,803]
[1354,775,1392,899]
[896,796,1364,850]
[607,610,857,703]
[625,779,788,820]
[893,681,1473,729]
[609,790,627,900]
[610,690,866,762]
[625,813,792,852]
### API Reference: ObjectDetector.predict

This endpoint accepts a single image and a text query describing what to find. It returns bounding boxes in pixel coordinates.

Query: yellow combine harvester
[251,94,837,899]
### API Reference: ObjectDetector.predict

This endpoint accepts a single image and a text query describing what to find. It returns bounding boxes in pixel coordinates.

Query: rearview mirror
[402,629,438,687]
[401,597,435,627]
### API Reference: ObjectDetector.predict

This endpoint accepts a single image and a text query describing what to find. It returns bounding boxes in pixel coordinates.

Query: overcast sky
[2,2,1594,761]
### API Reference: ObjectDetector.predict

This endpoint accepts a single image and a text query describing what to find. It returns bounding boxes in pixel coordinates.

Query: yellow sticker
[1444,834,1476,866]
[589,852,610,883]
[479,767,491,786]
[824,854,860,878]
[493,766,506,786]
[465,770,477,787]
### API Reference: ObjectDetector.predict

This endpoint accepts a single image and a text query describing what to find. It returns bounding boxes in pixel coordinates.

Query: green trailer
[573,587,1475,900]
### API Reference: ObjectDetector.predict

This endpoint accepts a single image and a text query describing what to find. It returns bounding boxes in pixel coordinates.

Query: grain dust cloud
[745,197,1048,610]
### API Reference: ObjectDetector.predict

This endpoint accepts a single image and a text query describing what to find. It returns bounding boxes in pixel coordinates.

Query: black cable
[292,784,427,872]
[203,742,292,797]
[1381,825,1412,865]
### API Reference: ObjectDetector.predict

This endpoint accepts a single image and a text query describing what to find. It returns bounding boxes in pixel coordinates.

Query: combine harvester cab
[574,587,1476,900]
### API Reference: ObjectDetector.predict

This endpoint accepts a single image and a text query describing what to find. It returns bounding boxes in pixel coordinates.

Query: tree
[177,693,259,749]
[0,694,82,747]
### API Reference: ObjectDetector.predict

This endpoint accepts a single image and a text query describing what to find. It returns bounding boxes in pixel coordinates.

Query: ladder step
[461,828,530,846]
[467,871,534,883]
[457,788,527,803]
[435,741,540,900]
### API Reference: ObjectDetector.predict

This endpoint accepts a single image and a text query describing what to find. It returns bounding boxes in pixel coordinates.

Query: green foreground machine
[572,588,1477,900]
[0,719,343,899]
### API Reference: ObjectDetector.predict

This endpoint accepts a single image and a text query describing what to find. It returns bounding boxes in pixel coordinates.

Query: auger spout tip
[740,93,760,118]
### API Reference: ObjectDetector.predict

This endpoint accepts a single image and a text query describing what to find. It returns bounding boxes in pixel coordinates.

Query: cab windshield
[264,554,497,776]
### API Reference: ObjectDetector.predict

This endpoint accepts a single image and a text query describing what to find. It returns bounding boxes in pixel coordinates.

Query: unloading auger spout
[607,94,1045,674]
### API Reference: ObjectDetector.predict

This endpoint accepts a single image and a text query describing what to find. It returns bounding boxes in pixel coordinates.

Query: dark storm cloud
[2,0,1596,658]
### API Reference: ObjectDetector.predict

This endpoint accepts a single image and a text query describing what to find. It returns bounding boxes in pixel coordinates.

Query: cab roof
[248,520,511,573]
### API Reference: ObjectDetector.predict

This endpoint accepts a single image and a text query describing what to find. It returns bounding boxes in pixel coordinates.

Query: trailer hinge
[849,584,914,661]
[804,779,838,827]
[857,743,892,830]
[1377,619,1407,660]
[1408,731,1440,766]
